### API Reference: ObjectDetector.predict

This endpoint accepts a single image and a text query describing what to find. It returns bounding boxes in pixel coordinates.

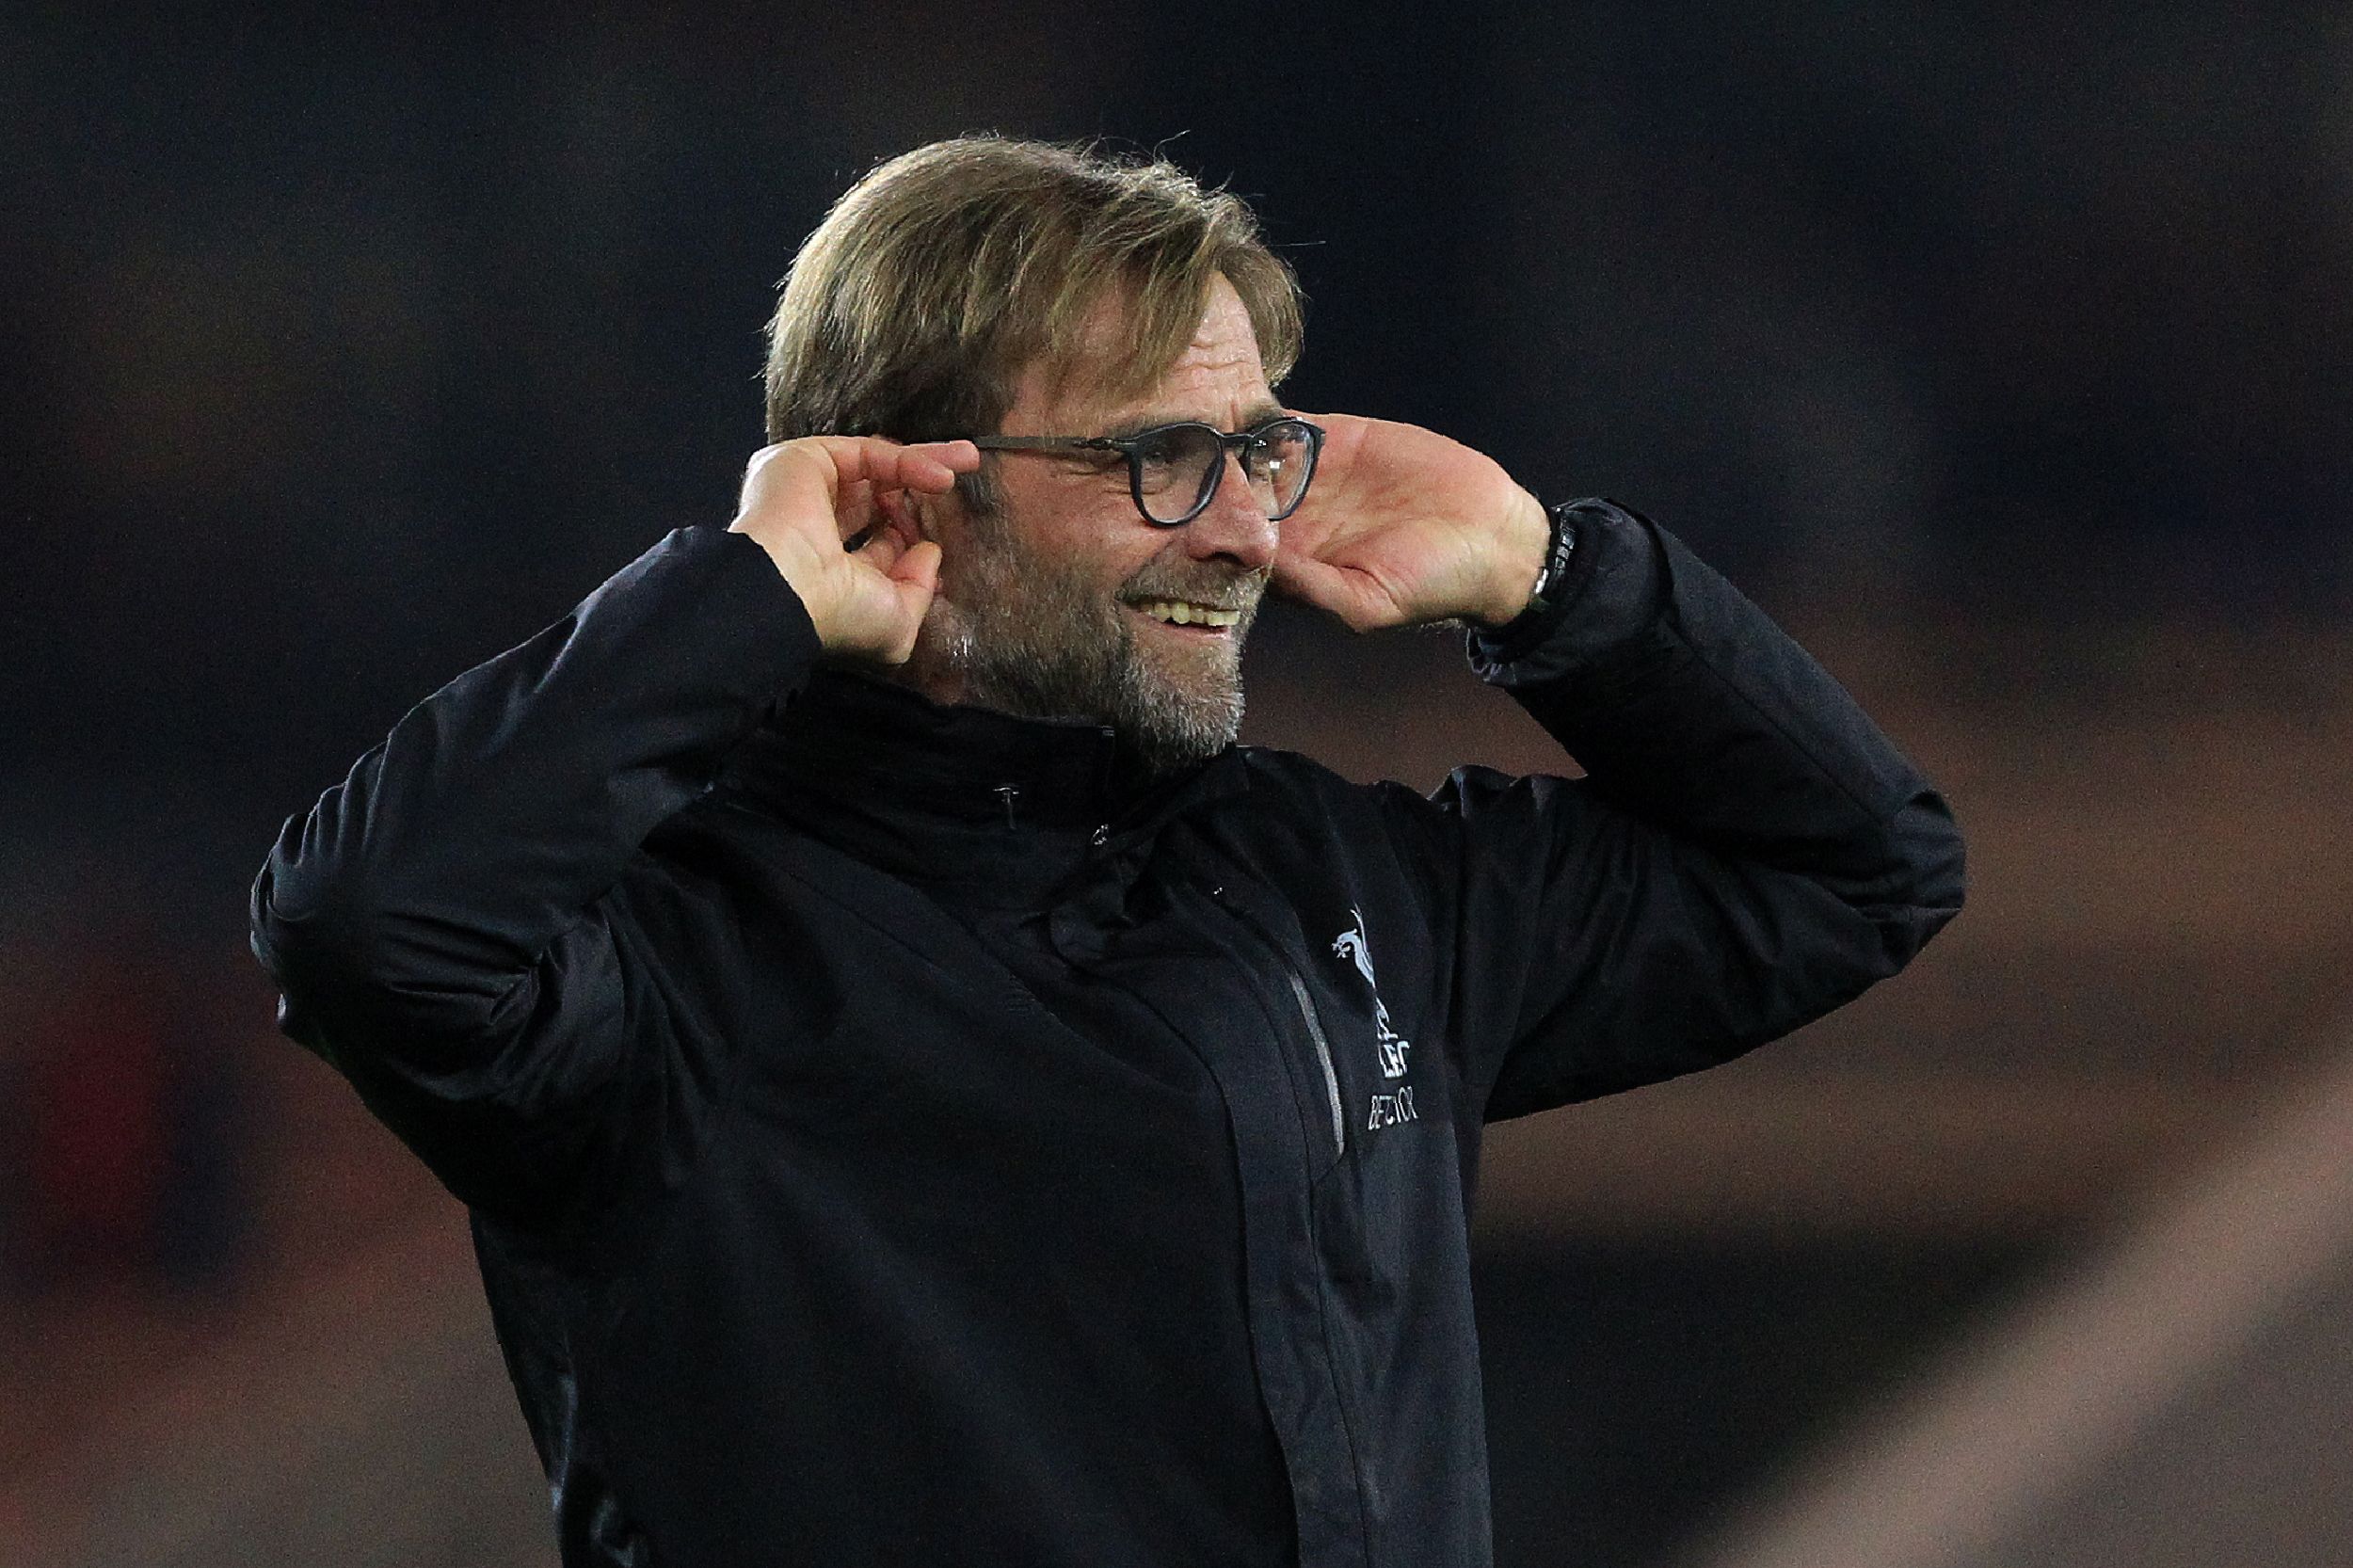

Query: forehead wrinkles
[1017,283,1196,424]
[1018,276,1265,430]
[1143,290,1264,400]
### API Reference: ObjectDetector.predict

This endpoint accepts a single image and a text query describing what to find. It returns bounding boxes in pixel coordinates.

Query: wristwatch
[1520,501,1582,620]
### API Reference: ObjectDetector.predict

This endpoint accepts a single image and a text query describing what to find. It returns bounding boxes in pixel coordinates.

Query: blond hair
[763,136,1305,486]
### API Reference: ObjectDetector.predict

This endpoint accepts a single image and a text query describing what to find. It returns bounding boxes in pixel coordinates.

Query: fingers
[800,436,981,494]
[740,436,981,510]
[1284,410,1369,440]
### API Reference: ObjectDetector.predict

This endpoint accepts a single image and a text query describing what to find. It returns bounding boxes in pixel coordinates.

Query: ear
[877,485,934,542]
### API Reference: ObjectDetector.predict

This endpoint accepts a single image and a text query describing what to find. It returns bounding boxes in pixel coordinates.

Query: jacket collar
[716,667,1247,900]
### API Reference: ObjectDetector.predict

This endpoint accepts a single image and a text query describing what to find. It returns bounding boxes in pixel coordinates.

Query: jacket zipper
[1286,971,1347,1160]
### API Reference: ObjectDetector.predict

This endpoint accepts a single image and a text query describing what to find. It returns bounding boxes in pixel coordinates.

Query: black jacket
[250,500,1962,1567]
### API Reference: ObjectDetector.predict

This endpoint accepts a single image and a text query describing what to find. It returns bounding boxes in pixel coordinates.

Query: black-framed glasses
[967,416,1325,528]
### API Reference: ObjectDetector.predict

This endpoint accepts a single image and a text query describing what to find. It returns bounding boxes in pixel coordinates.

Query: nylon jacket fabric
[250,500,1963,1566]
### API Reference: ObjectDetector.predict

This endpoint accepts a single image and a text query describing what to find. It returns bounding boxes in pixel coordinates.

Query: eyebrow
[1097,402,1290,440]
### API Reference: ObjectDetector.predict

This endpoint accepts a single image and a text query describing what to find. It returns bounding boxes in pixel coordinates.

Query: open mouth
[1127,598,1243,631]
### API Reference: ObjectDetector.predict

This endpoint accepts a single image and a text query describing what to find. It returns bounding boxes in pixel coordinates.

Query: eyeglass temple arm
[965,435,1120,451]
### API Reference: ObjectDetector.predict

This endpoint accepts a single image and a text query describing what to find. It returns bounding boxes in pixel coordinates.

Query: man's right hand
[728,437,981,664]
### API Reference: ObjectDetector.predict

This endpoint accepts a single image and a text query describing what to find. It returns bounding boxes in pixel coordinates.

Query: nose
[1178,449,1279,571]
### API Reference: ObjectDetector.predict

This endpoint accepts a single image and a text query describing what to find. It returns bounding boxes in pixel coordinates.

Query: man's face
[917,274,1286,775]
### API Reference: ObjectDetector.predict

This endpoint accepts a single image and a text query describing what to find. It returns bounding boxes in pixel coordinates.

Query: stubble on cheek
[932,538,1129,722]
[923,523,1266,774]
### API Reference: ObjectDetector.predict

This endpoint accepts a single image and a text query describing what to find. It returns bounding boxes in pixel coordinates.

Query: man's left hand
[1273,413,1552,632]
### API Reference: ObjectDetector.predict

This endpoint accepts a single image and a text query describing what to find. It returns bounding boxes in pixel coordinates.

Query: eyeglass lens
[1133,422,1317,524]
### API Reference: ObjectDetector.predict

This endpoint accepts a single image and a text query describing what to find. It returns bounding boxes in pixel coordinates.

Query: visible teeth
[1135,599,1240,628]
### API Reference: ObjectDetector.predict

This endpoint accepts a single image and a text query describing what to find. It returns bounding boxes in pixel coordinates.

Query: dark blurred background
[6,6,2350,1565]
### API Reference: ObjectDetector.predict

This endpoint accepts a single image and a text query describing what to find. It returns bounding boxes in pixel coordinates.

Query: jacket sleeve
[1403,500,1964,1122]
[248,526,822,1221]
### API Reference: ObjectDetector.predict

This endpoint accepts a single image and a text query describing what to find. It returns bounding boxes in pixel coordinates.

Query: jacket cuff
[610,524,827,742]
[1466,499,1664,688]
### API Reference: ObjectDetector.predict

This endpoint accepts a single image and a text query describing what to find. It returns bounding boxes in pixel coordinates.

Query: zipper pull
[994,783,1020,829]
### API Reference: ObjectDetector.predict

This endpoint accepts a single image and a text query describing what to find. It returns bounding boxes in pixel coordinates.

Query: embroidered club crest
[1333,907,1412,1079]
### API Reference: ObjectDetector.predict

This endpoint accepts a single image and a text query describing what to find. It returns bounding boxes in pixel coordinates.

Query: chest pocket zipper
[1286,971,1346,1160]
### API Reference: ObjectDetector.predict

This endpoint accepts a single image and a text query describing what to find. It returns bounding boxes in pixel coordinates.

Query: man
[251,136,1962,1566]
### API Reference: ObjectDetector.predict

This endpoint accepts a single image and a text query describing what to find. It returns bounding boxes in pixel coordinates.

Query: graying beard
[954,585,1243,776]
[934,499,1253,775]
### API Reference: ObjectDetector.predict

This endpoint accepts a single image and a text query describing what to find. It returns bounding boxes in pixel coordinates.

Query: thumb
[884,540,942,660]
[893,538,942,599]
[1274,553,1401,632]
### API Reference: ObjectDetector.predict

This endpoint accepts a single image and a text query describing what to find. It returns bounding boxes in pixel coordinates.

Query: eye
[1130,428,1189,474]
[1127,427,1218,505]
[1248,422,1319,513]
[1250,424,1298,470]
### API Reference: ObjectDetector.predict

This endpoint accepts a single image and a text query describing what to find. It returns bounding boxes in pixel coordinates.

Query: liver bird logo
[1333,908,1411,1080]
